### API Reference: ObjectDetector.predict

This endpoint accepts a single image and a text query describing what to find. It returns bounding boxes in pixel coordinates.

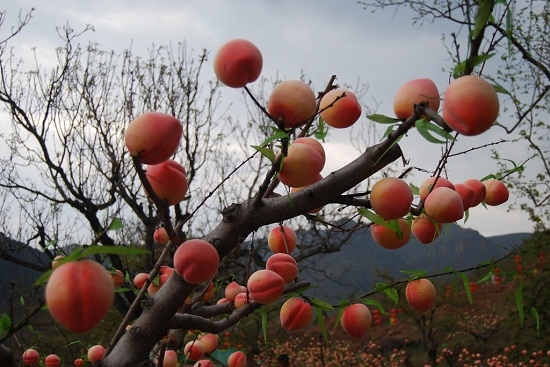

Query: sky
[1,0,537,237]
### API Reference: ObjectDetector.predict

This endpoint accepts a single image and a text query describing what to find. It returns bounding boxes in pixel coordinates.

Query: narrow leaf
[311,298,334,311]
[251,145,275,163]
[460,273,473,304]
[367,114,400,124]
[107,218,123,231]
[383,288,399,305]
[0,313,12,335]
[415,120,457,143]
[315,307,329,343]
[261,308,268,343]
[362,298,388,315]
[530,307,540,336]
[473,0,494,40]
[453,53,495,78]
[515,281,524,325]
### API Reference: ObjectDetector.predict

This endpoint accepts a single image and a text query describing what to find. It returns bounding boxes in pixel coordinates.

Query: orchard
[0,2,549,367]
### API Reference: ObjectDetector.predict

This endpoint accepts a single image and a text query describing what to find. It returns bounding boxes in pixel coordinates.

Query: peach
[133,272,148,289]
[125,112,182,165]
[340,303,372,338]
[73,358,84,367]
[154,227,170,245]
[214,39,262,88]
[198,333,219,354]
[454,182,475,211]
[393,78,440,120]
[111,269,125,289]
[160,350,178,367]
[194,360,215,367]
[267,225,297,254]
[87,345,106,363]
[462,178,487,207]
[45,260,115,333]
[45,354,61,367]
[247,269,285,304]
[293,137,326,162]
[411,215,443,244]
[146,159,188,206]
[267,80,317,128]
[159,266,174,286]
[227,351,247,367]
[266,253,298,283]
[483,179,509,206]
[279,142,324,188]
[442,75,499,136]
[184,340,205,361]
[424,187,464,223]
[280,297,314,331]
[174,239,219,284]
[148,282,160,296]
[234,292,250,309]
[371,218,411,250]
[419,176,455,201]
[22,349,39,365]
[319,88,362,128]
[224,281,243,302]
[406,278,436,312]
[370,177,413,220]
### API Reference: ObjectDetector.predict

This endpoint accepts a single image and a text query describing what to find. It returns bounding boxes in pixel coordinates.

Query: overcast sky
[1,1,537,237]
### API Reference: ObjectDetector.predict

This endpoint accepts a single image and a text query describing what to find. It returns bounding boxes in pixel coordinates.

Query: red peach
[412,215,443,244]
[198,333,219,354]
[319,88,362,128]
[160,350,178,367]
[227,351,247,367]
[194,360,215,367]
[483,179,509,206]
[267,225,297,254]
[340,303,372,338]
[279,143,325,188]
[73,358,84,367]
[148,282,160,296]
[266,253,298,283]
[111,269,125,289]
[462,179,487,207]
[154,227,170,245]
[267,80,317,128]
[393,78,440,120]
[22,349,39,365]
[159,266,174,286]
[370,177,413,220]
[184,340,205,361]
[234,292,250,309]
[454,182,475,211]
[216,297,231,305]
[371,219,411,250]
[419,176,455,201]
[174,239,219,284]
[293,137,326,162]
[443,75,499,136]
[45,354,61,367]
[406,278,436,312]
[87,345,106,363]
[133,272,148,289]
[224,281,243,302]
[125,112,182,165]
[280,297,314,331]
[45,260,115,333]
[247,269,285,304]
[146,159,188,206]
[424,187,464,223]
[214,39,262,88]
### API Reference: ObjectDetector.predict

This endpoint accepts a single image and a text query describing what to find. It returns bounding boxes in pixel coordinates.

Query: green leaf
[472,0,494,40]
[453,53,495,78]
[400,269,428,281]
[81,245,150,257]
[530,307,540,336]
[0,313,12,336]
[261,307,268,343]
[107,218,123,231]
[460,273,473,304]
[311,298,334,311]
[20,296,25,306]
[260,127,290,147]
[383,288,399,305]
[251,145,275,163]
[315,307,329,343]
[515,281,524,325]
[357,208,387,226]
[314,116,328,141]
[367,114,400,124]
[476,269,494,284]
[415,120,457,144]
[362,298,388,315]
[332,300,348,332]
[493,83,510,96]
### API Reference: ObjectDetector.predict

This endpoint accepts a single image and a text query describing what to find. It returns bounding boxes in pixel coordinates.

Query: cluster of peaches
[22,345,105,366]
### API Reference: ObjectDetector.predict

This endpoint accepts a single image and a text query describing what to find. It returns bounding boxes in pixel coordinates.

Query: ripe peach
[234,292,250,309]
[227,350,247,367]
[198,333,219,354]
[174,239,220,284]
[266,253,298,283]
[462,178,487,207]
[483,179,509,206]
[148,282,160,296]
[133,272,148,289]
[370,177,413,220]
[87,345,106,363]
[442,75,499,136]
[224,281,243,302]
[393,78,440,120]
[454,182,475,211]
[267,225,297,254]
[146,159,188,206]
[160,350,178,367]
[125,112,182,165]
[184,340,205,361]
[22,348,39,365]
[412,215,443,244]
[111,269,125,289]
[371,218,411,250]
[293,137,326,162]
[340,303,372,338]
[45,260,115,333]
[154,227,170,245]
[159,266,174,286]
[280,297,314,331]
[267,80,317,128]
[406,278,436,312]
[419,176,455,201]
[247,269,285,304]
[319,88,362,128]
[194,360,215,367]
[214,39,263,88]
[45,354,61,367]
[73,358,84,367]
[424,187,464,223]
[279,142,325,188]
